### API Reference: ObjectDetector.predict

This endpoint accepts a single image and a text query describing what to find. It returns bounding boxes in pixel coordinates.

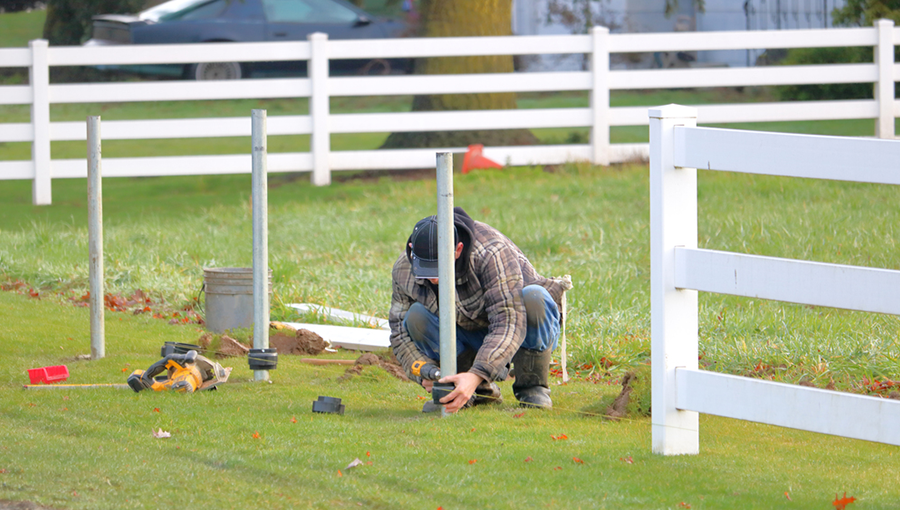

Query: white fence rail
[649,104,900,455]
[1,20,899,204]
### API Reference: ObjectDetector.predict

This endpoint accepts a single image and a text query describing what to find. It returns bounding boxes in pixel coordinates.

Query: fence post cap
[308,32,329,41]
[648,104,698,119]
[876,18,895,28]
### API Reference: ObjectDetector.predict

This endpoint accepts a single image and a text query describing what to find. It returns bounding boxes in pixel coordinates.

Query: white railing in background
[0,20,898,205]
[649,104,900,456]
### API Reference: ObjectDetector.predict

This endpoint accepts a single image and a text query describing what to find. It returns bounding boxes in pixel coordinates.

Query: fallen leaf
[337,470,343,477]
[152,428,171,439]
[551,434,569,441]
[366,451,370,457]
[252,431,260,439]
[619,456,634,464]
[471,428,476,432]
[291,416,297,423]
[573,457,584,464]
[346,458,363,470]
[366,461,373,466]
[524,456,533,463]
[468,459,477,465]
[785,491,792,501]
[0,469,7,474]
[513,412,525,418]
[833,492,856,510]
[678,503,691,509]
[153,408,160,413]
[553,466,562,471]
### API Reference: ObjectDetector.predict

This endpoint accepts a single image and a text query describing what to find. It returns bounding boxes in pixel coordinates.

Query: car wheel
[190,62,243,80]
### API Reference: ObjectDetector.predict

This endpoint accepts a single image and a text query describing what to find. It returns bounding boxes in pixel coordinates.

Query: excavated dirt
[604,371,636,421]
[338,352,409,382]
[196,328,328,358]
[269,329,328,355]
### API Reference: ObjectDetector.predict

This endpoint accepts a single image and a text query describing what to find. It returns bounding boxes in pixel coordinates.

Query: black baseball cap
[408,215,458,279]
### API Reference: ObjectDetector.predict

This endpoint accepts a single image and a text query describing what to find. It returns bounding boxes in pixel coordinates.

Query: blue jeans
[403,285,560,361]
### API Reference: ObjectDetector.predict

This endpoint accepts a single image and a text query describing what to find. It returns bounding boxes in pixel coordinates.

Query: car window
[141,0,227,22]
[262,0,358,24]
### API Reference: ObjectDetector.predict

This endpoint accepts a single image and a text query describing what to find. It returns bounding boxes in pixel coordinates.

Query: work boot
[512,347,553,409]
[473,380,503,406]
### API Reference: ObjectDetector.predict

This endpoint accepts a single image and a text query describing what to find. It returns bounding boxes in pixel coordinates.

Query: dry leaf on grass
[152,428,171,439]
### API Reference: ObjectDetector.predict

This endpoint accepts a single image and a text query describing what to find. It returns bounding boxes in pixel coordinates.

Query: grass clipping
[584,364,651,420]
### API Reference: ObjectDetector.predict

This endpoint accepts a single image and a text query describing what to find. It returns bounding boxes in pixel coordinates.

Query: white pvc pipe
[252,109,269,382]
[87,116,104,360]
[436,152,457,404]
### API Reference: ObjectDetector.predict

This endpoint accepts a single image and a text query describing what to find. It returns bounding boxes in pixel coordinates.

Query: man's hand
[421,379,434,393]
[438,372,485,413]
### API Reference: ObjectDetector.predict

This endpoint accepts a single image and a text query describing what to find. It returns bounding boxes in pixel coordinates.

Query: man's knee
[523,285,552,327]
[404,302,431,343]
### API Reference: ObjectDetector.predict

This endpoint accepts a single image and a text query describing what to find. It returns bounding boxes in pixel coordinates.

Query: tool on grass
[127,349,231,393]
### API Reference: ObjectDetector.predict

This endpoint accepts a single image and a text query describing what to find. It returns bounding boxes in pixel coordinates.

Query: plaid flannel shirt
[389,218,571,384]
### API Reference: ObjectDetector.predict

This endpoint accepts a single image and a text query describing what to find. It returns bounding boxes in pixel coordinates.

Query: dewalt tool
[127,350,231,393]
[411,360,441,380]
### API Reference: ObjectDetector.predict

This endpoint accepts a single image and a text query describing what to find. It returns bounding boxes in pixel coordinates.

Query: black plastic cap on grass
[312,396,345,415]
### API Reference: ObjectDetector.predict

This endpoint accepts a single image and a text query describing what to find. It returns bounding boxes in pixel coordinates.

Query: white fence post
[649,104,699,456]
[591,26,610,166]
[29,39,51,205]
[309,33,331,186]
[875,19,895,139]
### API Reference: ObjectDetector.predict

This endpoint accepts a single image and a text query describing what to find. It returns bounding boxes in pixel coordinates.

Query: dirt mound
[269,329,328,355]
[338,353,409,382]
[218,335,250,357]
[196,328,328,358]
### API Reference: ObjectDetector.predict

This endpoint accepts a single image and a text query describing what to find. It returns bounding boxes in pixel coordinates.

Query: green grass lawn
[2,288,897,510]
[2,10,900,508]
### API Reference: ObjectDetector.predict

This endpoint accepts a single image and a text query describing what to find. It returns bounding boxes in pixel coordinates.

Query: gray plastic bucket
[203,267,272,333]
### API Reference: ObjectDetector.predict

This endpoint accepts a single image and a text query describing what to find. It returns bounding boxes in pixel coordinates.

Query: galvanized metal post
[436,152,457,416]
[252,109,270,382]
[87,116,104,360]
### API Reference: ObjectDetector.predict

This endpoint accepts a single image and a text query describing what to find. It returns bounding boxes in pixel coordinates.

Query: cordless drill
[411,360,441,380]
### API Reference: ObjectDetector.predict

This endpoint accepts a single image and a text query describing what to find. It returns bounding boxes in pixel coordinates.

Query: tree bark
[381,0,538,149]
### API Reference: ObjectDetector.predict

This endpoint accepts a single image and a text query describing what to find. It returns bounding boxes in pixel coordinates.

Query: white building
[513,0,848,70]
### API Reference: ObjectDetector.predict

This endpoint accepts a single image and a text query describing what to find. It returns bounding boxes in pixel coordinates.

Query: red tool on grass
[28,365,69,384]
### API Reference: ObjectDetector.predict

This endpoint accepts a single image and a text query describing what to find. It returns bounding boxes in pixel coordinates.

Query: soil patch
[196,328,328,358]
[269,329,328,355]
[338,352,408,382]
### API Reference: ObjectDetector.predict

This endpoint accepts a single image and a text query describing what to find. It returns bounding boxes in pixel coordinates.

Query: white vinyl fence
[649,104,900,455]
[1,20,899,205]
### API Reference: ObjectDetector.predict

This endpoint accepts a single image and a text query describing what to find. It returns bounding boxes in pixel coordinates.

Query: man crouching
[389,207,572,413]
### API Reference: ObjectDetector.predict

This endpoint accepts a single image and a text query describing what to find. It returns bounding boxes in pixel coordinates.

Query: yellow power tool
[127,350,231,393]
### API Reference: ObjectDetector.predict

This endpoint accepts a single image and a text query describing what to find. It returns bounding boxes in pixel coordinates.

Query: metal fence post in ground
[649,105,699,455]
[436,152,457,417]
[87,116,104,360]
[252,109,270,382]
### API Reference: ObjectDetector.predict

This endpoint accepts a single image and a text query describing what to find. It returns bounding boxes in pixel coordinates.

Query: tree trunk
[381,0,538,149]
